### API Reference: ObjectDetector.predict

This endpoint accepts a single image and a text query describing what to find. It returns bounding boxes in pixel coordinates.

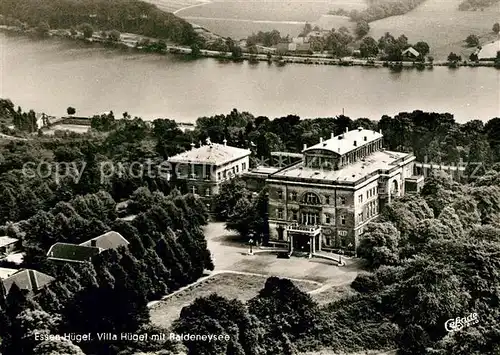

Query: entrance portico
[286,224,322,255]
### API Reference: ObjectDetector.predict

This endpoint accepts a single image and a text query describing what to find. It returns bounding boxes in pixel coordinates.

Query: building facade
[168,139,251,202]
[266,127,419,254]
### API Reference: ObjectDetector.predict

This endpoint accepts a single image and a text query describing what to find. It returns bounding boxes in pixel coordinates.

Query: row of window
[216,162,246,181]
[358,187,379,204]
[357,200,379,223]
[277,191,347,206]
[190,186,211,197]
[276,209,347,225]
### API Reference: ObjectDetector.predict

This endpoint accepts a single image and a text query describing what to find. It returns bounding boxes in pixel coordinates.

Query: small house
[2,269,55,295]
[0,236,20,256]
[47,231,129,265]
[402,47,420,59]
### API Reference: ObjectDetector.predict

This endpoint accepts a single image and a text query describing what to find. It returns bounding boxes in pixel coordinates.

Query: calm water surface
[1,34,499,123]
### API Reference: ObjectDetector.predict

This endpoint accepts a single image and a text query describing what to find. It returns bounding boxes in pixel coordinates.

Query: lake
[1,33,499,124]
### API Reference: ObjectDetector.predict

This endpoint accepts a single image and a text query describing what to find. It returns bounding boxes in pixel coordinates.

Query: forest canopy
[0,0,198,44]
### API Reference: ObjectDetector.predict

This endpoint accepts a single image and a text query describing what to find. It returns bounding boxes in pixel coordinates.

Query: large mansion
[266,127,423,255]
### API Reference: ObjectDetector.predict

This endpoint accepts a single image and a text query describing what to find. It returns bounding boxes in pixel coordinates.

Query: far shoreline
[1,25,498,70]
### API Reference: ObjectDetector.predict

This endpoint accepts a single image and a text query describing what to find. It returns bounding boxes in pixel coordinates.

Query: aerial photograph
[0,0,499,354]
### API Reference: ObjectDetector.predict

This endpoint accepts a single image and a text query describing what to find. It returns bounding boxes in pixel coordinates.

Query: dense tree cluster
[349,0,427,22]
[376,32,429,61]
[0,99,216,354]
[458,0,500,11]
[346,172,500,354]
[173,277,321,355]
[246,30,286,47]
[2,98,500,354]
[0,185,212,354]
[0,0,198,45]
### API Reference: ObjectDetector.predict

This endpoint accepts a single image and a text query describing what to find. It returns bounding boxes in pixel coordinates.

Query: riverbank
[1,25,498,69]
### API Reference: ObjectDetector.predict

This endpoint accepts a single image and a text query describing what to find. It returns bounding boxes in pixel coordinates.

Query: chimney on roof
[303,143,307,150]
[91,239,97,247]
[379,129,382,134]
[331,132,334,139]
[345,127,348,133]
[190,142,195,150]
[223,138,227,146]
[320,137,323,143]
[358,126,362,131]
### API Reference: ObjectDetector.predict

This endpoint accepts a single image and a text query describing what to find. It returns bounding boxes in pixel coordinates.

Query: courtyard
[149,222,362,329]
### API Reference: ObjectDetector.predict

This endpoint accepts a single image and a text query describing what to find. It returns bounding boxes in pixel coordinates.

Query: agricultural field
[369,0,500,59]
[144,0,203,13]
[147,0,365,39]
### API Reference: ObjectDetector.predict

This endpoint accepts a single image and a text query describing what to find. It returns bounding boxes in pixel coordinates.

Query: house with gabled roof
[47,243,101,264]
[47,231,129,265]
[402,47,420,59]
[2,269,55,294]
[79,231,129,249]
[0,236,20,256]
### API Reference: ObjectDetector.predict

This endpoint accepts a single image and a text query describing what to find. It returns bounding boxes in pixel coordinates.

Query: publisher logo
[444,313,479,332]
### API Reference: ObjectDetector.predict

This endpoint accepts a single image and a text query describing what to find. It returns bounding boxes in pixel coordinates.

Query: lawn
[149,272,320,329]
[369,0,500,60]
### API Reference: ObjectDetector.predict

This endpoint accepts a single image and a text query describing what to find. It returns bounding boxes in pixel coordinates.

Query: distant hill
[0,0,198,44]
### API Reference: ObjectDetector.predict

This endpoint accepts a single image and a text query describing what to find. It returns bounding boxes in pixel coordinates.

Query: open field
[149,272,321,329]
[176,0,367,21]
[144,0,202,13]
[146,0,363,38]
[369,0,500,59]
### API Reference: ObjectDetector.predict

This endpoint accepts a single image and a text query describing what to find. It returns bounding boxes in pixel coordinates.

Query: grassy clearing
[369,0,500,59]
[310,284,358,305]
[149,272,320,330]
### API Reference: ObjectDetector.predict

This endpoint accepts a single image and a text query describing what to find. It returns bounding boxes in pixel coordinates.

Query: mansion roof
[168,143,251,165]
[269,150,412,185]
[303,128,383,156]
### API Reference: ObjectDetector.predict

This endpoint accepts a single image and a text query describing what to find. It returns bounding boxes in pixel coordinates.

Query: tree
[33,339,85,355]
[357,222,400,268]
[396,324,431,355]
[66,107,76,116]
[190,43,201,57]
[465,34,480,47]
[359,36,378,57]
[213,178,249,221]
[226,197,253,239]
[355,21,370,38]
[231,45,243,59]
[414,41,430,57]
[493,22,500,34]
[78,23,93,39]
[36,21,50,37]
[447,52,461,62]
[173,294,260,355]
[108,30,120,42]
